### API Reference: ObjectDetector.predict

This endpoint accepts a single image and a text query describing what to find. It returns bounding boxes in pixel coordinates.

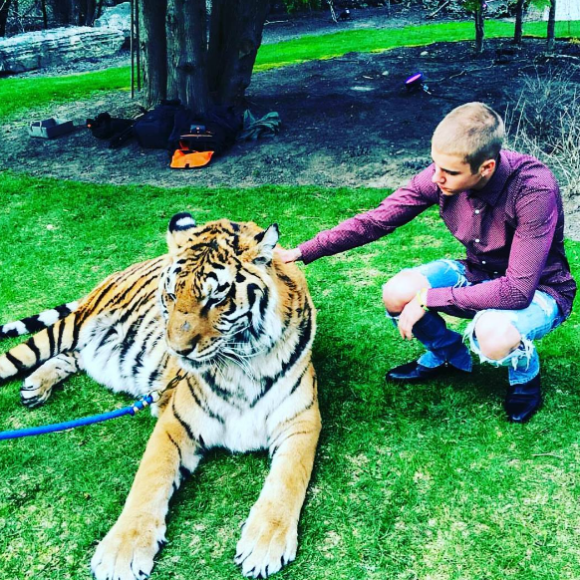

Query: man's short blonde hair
[432,102,505,173]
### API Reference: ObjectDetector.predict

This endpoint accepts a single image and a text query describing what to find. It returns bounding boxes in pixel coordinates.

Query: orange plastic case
[170,150,214,169]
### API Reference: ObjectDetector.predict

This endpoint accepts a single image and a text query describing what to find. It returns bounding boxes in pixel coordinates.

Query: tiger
[0,213,321,580]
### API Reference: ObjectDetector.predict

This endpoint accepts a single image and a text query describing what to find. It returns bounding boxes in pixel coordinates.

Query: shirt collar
[468,150,511,207]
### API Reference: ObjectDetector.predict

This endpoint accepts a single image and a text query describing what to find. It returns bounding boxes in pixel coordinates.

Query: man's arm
[284,167,439,265]
[426,187,558,311]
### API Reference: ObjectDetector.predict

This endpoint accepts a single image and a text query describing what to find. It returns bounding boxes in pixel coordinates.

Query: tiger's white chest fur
[76,288,310,454]
[171,303,309,453]
[183,345,309,453]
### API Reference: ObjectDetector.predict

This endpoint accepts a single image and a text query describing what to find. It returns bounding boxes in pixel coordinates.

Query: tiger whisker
[221,351,256,380]
[223,346,264,363]
[224,348,265,360]
[213,355,230,384]
[224,342,267,358]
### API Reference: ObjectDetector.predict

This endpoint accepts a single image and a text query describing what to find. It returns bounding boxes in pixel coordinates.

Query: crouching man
[277,102,576,423]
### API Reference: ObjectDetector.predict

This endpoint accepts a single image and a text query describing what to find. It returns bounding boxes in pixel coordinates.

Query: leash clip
[130,391,161,415]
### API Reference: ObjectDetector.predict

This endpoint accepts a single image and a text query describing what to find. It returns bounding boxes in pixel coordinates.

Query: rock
[543,0,580,20]
[94,2,132,40]
[0,26,125,74]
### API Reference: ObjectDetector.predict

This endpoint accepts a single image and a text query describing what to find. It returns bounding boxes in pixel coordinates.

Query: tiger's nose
[173,345,194,356]
[173,333,202,357]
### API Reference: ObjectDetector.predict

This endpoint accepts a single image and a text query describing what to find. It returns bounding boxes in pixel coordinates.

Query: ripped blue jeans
[385,259,565,386]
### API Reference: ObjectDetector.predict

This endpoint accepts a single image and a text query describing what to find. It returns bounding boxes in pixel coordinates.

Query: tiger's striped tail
[0,302,79,338]
[0,312,79,382]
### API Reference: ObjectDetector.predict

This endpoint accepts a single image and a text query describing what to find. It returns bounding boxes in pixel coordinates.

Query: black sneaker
[385,360,445,383]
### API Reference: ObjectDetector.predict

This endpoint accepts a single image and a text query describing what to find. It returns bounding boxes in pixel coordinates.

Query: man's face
[430,148,492,196]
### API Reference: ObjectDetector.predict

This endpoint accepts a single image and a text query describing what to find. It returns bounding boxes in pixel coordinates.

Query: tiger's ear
[167,212,196,254]
[253,224,279,265]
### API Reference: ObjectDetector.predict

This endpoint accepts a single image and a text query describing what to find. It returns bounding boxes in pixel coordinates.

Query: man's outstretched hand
[275,247,302,263]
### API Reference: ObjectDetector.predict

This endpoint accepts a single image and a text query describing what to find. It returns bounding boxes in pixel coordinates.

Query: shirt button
[482,260,486,265]
[474,209,480,214]
[475,238,480,243]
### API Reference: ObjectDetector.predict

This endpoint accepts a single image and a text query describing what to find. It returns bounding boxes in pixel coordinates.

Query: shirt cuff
[425,287,454,309]
[298,239,324,265]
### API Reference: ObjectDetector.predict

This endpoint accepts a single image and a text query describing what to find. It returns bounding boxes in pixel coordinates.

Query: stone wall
[94,2,131,40]
[0,26,125,74]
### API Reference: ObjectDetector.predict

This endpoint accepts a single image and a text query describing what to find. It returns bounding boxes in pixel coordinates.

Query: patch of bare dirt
[1,35,579,240]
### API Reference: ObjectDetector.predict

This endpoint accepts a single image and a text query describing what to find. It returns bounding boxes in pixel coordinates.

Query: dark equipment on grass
[87,113,133,139]
[85,101,241,165]
[132,99,183,149]
[178,124,221,153]
[405,72,424,92]
[86,113,137,149]
[405,72,431,95]
[29,118,74,139]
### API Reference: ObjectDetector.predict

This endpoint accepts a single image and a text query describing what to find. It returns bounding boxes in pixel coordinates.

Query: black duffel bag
[133,100,184,149]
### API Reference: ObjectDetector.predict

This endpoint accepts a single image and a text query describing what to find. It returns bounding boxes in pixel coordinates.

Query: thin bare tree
[547,0,556,51]
[0,0,13,36]
[514,0,525,44]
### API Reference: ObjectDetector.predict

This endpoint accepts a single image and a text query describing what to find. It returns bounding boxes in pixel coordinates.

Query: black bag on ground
[133,100,184,149]
[169,106,241,155]
[86,112,138,149]
[87,113,133,140]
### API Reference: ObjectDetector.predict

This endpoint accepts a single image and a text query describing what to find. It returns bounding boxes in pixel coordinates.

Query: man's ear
[253,224,279,265]
[167,212,196,254]
[479,158,496,178]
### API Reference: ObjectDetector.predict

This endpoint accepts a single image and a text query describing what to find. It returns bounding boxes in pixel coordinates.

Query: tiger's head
[159,212,282,370]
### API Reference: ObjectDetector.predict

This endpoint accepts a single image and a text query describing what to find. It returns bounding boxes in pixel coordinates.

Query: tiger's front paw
[20,375,53,408]
[91,517,166,580]
[234,504,298,578]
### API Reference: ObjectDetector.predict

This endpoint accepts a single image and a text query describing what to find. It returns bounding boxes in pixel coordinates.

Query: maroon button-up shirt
[299,150,576,317]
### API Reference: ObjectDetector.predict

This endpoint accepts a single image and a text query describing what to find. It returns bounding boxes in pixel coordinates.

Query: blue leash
[0,392,160,441]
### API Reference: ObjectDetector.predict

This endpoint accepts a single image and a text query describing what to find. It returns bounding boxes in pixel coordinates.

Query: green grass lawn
[2,17,580,580]
[0,172,579,580]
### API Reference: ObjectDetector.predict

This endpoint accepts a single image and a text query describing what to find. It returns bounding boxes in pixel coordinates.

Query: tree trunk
[83,0,98,25]
[547,0,556,51]
[0,0,11,37]
[207,0,226,96]
[50,0,76,26]
[140,0,168,106]
[207,0,270,106]
[166,0,185,101]
[474,1,484,53]
[96,0,104,19]
[138,0,270,115]
[166,0,210,115]
[40,0,48,28]
[514,0,524,44]
[77,0,96,25]
[182,0,210,113]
